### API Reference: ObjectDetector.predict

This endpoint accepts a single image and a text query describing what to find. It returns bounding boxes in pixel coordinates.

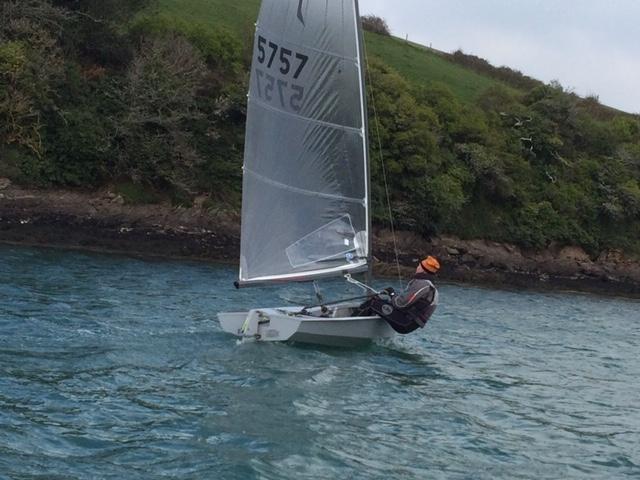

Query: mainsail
[239,0,370,285]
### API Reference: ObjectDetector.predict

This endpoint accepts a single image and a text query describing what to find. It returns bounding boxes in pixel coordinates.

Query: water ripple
[1,245,639,479]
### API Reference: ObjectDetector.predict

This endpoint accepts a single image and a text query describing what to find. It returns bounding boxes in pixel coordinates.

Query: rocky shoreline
[374,231,640,298]
[2,181,640,298]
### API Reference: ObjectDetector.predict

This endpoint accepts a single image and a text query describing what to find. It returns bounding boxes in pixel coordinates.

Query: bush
[476,85,521,114]
[619,180,640,218]
[361,15,391,36]
[130,14,243,75]
[114,181,163,205]
[508,201,567,249]
[115,34,207,191]
[456,143,515,201]
[450,49,541,91]
[428,172,468,225]
[0,147,28,180]
[0,1,66,157]
[0,41,27,77]
[43,106,111,186]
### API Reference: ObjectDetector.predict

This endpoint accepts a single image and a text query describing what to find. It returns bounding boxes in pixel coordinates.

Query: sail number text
[255,36,308,112]
[255,69,304,112]
[257,36,308,79]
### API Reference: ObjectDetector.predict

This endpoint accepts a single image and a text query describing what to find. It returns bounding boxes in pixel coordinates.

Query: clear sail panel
[240,0,369,284]
[286,215,366,268]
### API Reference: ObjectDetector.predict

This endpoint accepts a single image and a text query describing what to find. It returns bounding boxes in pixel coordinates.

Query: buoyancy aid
[369,273,438,334]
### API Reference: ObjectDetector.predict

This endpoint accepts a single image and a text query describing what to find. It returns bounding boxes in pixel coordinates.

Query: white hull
[218,302,395,347]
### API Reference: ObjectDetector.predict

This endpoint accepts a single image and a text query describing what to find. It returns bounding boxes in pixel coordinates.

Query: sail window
[286,215,361,268]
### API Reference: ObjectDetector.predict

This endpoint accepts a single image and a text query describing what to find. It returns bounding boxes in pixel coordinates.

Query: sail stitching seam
[244,168,365,205]
[249,98,363,134]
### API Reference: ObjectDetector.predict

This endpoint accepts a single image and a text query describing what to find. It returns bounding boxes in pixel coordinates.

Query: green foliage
[153,0,259,37]
[611,116,640,143]
[450,49,542,91]
[2,0,640,256]
[364,33,507,103]
[448,107,489,144]
[361,15,391,36]
[115,181,163,205]
[0,147,33,180]
[366,59,441,233]
[130,13,244,74]
[0,1,66,157]
[508,201,572,249]
[43,106,111,186]
[428,172,468,225]
[0,41,27,76]
[476,85,522,114]
[456,144,515,201]
[619,180,640,217]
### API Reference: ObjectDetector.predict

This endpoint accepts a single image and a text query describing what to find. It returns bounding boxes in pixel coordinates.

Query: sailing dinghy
[218,0,396,346]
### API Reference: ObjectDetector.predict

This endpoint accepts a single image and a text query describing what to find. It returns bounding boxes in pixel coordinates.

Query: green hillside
[153,0,508,102]
[2,0,640,256]
[363,34,512,103]
[155,0,259,36]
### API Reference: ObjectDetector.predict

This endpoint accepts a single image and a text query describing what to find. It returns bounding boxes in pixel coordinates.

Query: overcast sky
[358,0,640,113]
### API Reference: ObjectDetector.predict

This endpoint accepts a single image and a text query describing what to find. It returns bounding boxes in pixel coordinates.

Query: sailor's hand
[377,292,392,302]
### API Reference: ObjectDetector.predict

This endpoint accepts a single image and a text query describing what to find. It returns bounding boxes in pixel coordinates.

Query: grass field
[155,0,259,34]
[153,0,514,102]
[363,32,509,102]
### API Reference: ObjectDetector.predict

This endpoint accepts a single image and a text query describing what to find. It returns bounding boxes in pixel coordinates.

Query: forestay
[239,0,370,285]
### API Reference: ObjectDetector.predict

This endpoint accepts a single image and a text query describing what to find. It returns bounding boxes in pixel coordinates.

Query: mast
[354,0,373,285]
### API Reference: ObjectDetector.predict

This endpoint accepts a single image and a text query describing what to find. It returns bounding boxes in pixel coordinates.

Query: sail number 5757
[257,36,308,79]
[255,35,308,112]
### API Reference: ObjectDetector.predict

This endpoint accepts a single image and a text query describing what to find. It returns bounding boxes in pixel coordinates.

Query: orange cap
[420,256,440,273]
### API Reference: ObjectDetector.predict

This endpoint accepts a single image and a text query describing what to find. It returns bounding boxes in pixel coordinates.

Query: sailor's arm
[392,280,436,309]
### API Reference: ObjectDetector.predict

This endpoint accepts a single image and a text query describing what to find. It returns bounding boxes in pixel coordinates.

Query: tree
[116,34,207,193]
[0,0,66,159]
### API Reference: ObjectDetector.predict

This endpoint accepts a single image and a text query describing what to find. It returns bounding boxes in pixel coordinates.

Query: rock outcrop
[1,184,639,297]
[374,231,640,296]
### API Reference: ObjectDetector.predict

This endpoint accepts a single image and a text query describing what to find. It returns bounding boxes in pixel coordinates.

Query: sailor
[361,256,440,334]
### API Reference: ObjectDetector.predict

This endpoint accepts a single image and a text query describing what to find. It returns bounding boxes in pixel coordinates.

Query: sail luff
[353,0,372,282]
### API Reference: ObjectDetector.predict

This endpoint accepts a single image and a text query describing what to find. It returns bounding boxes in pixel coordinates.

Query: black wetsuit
[362,273,439,334]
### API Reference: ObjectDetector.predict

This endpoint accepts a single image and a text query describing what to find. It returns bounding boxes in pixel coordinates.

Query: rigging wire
[361,38,404,287]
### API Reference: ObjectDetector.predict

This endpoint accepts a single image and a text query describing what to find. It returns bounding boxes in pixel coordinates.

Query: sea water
[0,245,638,479]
